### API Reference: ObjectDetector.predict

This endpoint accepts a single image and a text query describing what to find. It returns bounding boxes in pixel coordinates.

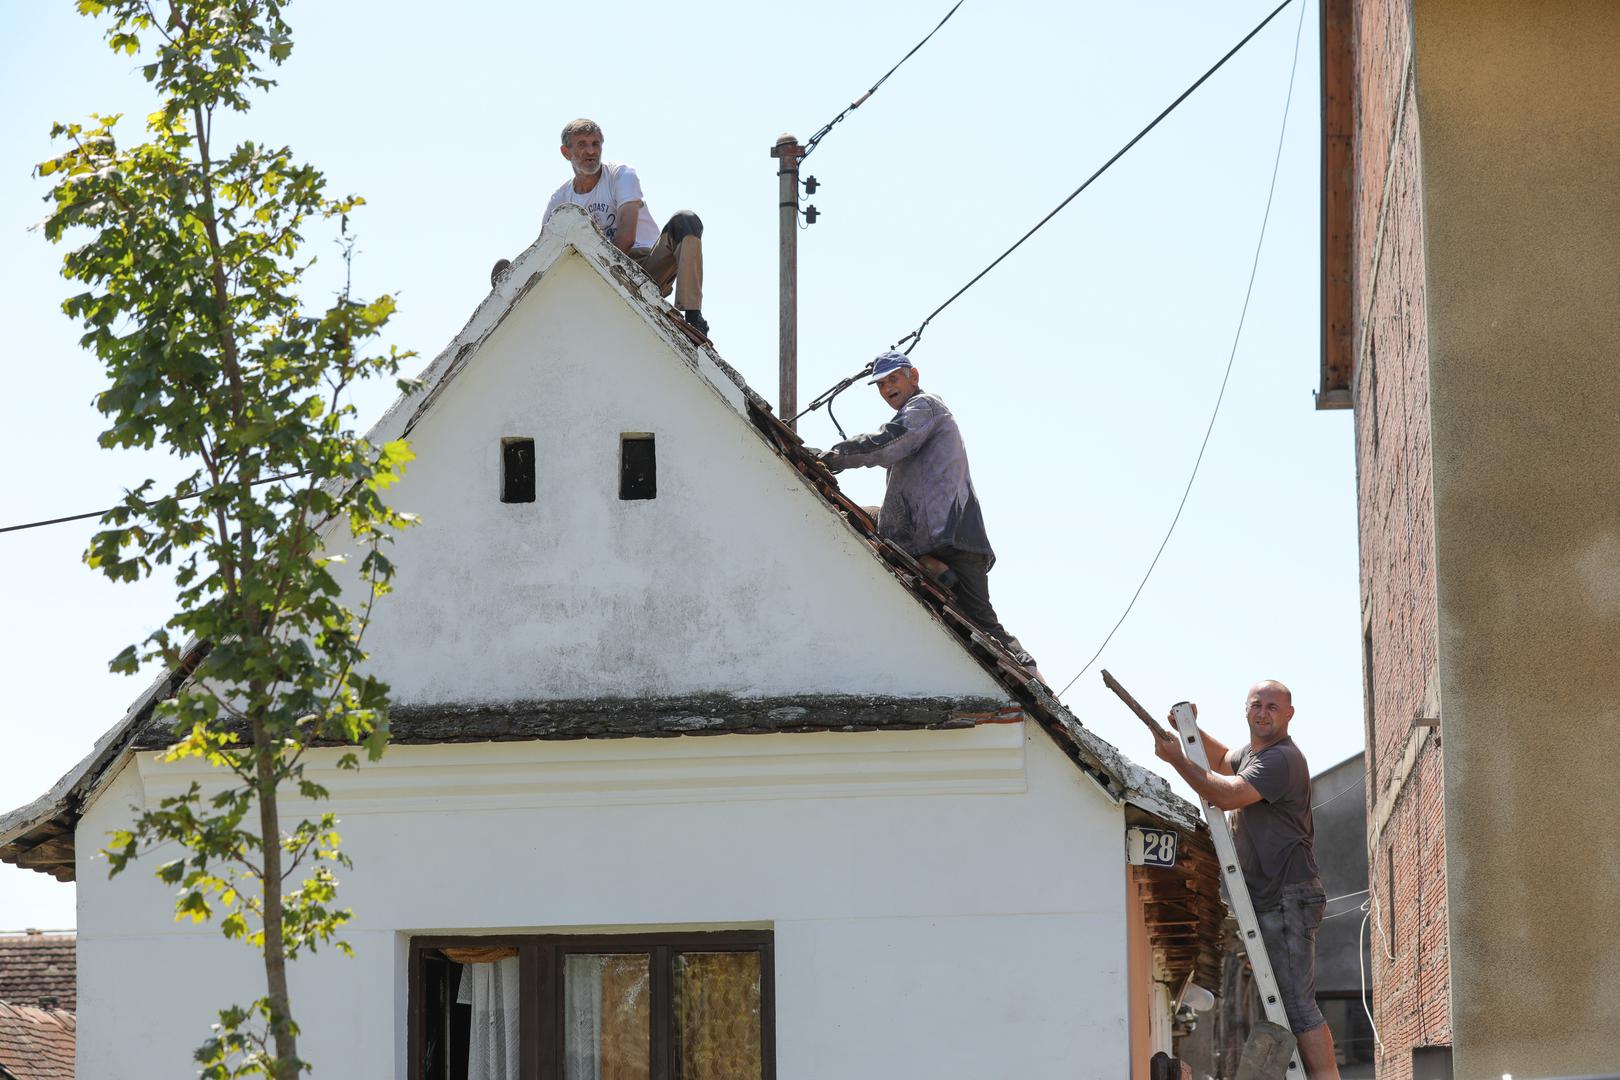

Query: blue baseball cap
[867,350,914,383]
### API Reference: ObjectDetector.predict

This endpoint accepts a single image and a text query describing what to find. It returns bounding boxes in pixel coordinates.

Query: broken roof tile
[0,999,75,1080]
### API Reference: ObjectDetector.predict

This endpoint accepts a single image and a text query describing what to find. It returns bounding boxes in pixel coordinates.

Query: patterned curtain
[673,952,762,1080]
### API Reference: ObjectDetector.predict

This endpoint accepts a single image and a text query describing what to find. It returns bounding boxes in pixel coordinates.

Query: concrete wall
[325,249,1004,705]
[74,723,1133,1079]
[1310,753,1369,996]
[1345,0,1452,1072]
[1412,2,1620,1076]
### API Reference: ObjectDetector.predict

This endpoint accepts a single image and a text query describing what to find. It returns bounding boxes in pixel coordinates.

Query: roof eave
[1319,0,1355,410]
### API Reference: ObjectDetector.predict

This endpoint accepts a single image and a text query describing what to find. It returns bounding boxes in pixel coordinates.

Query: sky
[0,0,1361,931]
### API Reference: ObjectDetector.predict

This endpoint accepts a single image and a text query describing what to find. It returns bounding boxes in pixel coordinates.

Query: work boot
[682,309,709,336]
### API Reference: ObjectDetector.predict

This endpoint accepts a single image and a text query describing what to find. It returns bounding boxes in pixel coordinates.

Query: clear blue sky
[0,0,1359,930]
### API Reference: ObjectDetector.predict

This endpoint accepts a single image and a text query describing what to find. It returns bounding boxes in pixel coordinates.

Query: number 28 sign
[1126,826,1179,868]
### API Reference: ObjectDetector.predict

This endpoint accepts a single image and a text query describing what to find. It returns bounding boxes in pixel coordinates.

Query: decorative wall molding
[134,724,1028,816]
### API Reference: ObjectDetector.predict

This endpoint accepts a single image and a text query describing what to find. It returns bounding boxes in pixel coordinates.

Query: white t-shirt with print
[543,161,660,249]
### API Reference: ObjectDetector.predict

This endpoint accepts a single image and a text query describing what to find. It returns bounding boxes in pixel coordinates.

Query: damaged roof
[0,203,1209,878]
[0,1000,75,1080]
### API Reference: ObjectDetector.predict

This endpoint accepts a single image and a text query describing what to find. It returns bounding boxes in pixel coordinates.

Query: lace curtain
[457,956,522,1080]
[565,954,651,1080]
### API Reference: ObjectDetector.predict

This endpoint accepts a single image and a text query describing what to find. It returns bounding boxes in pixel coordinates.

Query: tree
[37,2,415,1075]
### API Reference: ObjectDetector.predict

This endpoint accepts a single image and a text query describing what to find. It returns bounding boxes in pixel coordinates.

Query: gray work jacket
[830,392,995,563]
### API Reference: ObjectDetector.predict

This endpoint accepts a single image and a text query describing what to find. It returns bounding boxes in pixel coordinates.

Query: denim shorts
[1255,879,1327,1034]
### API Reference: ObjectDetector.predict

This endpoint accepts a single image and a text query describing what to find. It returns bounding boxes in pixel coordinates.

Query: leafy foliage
[39,2,416,1075]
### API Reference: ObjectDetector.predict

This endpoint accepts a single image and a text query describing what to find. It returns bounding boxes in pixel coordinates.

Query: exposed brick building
[1319,2,1620,1077]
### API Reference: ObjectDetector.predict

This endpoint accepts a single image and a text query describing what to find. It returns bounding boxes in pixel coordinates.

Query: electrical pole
[771,133,803,428]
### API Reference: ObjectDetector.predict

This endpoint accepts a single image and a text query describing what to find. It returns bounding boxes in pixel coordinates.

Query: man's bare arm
[1151,728,1262,811]
[613,200,643,253]
[1200,728,1234,775]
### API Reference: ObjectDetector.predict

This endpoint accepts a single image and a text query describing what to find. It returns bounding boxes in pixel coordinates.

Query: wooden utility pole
[770,133,803,428]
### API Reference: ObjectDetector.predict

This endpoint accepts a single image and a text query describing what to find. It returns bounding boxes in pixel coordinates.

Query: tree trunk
[253,718,299,1078]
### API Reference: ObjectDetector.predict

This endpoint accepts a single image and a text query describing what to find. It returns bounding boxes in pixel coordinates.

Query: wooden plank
[1319,0,1357,406]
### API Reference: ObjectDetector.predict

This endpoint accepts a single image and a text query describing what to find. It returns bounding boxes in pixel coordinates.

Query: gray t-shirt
[1227,736,1320,911]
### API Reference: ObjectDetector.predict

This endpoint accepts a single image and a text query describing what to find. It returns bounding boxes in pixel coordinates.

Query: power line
[1055,0,1308,698]
[891,0,1295,354]
[1311,772,1366,812]
[0,471,306,536]
[800,0,967,161]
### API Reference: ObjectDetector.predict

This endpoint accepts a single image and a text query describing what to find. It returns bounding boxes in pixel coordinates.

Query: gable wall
[74,724,1132,1078]
[329,252,1003,704]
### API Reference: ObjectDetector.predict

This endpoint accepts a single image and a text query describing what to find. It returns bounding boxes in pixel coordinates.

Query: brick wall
[1345,0,1453,1075]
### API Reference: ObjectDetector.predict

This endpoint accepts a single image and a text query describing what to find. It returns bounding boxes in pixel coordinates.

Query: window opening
[502,438,536,504]
[1386,843,1397,956]
[620,434,656,501]
[1363,623,1378,789]
[1368,340,1380,451]
[411,931,772,1080]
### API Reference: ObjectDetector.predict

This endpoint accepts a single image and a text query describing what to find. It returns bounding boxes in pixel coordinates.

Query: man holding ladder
[1150,680,1340,1078]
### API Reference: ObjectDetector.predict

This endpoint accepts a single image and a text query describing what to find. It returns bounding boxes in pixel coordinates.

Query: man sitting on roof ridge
[819,352,1038,675]
[535,117,708,336]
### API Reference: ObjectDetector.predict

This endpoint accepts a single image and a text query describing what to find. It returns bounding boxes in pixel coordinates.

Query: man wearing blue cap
[820,352,1036,671]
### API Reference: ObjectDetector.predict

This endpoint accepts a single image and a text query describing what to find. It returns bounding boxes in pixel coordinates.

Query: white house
[1,207,1226,1080]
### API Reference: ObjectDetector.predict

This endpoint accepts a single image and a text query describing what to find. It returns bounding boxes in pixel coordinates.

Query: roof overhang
[1318,0,1355,409]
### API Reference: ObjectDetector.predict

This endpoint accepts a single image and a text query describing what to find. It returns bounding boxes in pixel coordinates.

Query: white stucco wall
[325,249,1004,703]
[75,724,1132,1079]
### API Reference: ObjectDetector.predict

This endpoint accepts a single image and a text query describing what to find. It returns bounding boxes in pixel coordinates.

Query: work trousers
[1255,878,1328,1034]
[630,210,703,311]
[930,545,1035,665]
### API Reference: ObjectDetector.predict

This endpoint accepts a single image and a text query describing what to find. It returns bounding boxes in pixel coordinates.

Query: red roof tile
[0,999,75,1080]
[0,937,75,1012]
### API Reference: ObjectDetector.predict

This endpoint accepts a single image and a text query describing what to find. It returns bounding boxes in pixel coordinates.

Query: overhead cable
[891,0,1296,354]
[790,361,874,437]
[1055,0,1307,698]
[0,471,306,536]
[800,0,967,161]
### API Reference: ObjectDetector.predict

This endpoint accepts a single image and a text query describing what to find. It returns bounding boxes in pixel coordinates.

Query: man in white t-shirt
[539,118,707,336]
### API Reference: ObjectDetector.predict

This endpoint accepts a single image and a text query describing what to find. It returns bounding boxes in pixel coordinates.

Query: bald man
[1151,682,1340,1079]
